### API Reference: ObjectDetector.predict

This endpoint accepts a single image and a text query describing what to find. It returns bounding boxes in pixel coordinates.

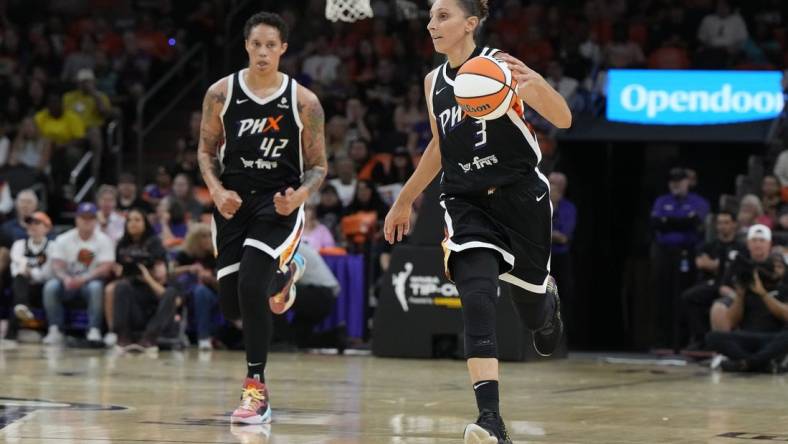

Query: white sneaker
[86,328,102,342]
[710,354,727,370]
[14,304,34,321]
[42,326,65,345]
[198,338,213,351]
[103,332,118,347]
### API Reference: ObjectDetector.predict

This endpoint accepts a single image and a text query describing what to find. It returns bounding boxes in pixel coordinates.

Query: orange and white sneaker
[269,253,305,315]
[231,378,272,424]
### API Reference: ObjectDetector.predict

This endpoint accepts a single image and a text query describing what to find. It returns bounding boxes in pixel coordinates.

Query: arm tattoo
[298,93,327,196]
[197,86,226,191]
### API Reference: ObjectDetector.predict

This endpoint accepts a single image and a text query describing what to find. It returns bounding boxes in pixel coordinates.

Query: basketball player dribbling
[384,0,572,442]
[197,12,326,424]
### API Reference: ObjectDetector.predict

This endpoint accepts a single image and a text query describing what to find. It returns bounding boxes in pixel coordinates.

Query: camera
[119,250,156,278]
[730,254,780,290]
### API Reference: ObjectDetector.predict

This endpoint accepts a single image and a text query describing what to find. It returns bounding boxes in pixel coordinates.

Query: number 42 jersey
[219,69,303,194]
[431,47,543,195]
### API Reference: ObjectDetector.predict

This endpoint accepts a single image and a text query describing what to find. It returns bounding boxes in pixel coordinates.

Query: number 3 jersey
[431,47,542,196]
[219,69,303,194]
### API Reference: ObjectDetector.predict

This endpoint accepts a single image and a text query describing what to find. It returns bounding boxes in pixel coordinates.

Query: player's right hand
[213,188,243,219]
[384,201,412,244]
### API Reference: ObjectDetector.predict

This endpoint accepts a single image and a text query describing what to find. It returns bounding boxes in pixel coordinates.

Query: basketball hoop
[325,0,374,22]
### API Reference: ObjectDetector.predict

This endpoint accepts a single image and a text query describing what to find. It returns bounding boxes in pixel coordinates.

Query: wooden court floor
[0,345,786,443]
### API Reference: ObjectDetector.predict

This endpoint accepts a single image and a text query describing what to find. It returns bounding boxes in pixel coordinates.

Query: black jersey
[430,47,542,195]
[219,69,303,194]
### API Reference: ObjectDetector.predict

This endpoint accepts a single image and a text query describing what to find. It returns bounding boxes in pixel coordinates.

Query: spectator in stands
[325,115,349,158]
[650,167,710,347]
[275,243,343,350]
[377,106,418,154]
[682,211,742,350]
[34,92,85,147]
[61,34,96,82]
[171,223,217,350]
[96,185,125,244]
[545,61,579,106]
[42,202,114,345]
[774,150,788,193]
[0,117,10,167]
[708,225,788,372]
[63,68,112,177]
[345,97,372,143]
[697,0,748,52]
[605,23,645,68]
[372,146,414,205]
[112,207,176,352]
[167,173,204,222]
[3,212,54,345]
[303,204,336,250]
[2,190,39,242]
[346,180,389,222]
[302,35,341,85]
[142,165,173,208]
[9,117,51,174]
[349,139,379,181]
[549,172,577,335]
[117,172,151,214]
[760,175,782,223]
[174,111,202,185]
[737,194,771,235]
[647,33,691,69]
[317,184,343,235]
[329,157,358,207]
[154,199,188,249]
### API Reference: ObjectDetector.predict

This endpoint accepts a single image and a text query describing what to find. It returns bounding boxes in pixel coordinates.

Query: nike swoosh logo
[436,87,447,95]
[236,99,249,104]
[247,362,262,366]
[536,192,547,202]
[473,381,491,390]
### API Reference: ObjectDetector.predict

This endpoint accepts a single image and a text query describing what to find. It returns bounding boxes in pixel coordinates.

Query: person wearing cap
[706,224,788,372]
[42,202,115,345]
[63,68,111,131]
[2,211,54,346]
[650,167,710,348]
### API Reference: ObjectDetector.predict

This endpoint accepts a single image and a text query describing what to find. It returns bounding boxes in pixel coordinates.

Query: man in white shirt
[328,157,357,207]
[42,202,115,345]
[697,0,748,50]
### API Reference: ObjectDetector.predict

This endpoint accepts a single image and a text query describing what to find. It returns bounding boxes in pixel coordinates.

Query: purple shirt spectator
[552,199,576,255]
[651,193,710,248]
[303,223,336,250]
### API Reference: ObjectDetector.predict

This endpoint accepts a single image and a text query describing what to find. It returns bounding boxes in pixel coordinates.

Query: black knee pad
[456,274,499,359]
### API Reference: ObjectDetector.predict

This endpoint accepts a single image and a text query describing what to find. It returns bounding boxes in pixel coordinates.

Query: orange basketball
[454,55,519,120]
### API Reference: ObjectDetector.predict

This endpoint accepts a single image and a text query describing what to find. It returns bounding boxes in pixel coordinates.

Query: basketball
[454,55,519,120]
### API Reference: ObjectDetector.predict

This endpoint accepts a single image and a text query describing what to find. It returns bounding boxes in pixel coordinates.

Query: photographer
[707,224,788,372]
[112,208,178,351]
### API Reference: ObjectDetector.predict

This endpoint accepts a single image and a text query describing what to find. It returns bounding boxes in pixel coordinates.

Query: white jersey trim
[217,262,240,280]
[242,205,305,259]
[238,69,289,105]
[506,109,542,164]
[440,63,455,87]
[292,79,304,175]
[220,74,233,118]
[427,68,439,121]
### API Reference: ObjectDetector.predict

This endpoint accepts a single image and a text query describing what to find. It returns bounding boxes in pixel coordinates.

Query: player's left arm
[274,85,327,216]
[496,53,572,129]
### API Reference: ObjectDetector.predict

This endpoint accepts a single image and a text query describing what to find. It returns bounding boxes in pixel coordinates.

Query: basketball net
[325,0,374,22]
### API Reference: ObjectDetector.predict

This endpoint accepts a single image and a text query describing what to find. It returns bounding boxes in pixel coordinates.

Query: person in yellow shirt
[63,69,111,130]
[34,93,86,146]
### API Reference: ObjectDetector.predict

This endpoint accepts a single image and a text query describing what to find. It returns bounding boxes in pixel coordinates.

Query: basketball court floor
[0,345,785,443]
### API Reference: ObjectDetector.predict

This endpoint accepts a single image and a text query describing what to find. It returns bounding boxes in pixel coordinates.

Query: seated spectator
[550,172,577,336]
[349,139,381,181]
[174,111,202,185]
[117,172,152,215]
[142,165,173,208]
[605,23,645,68]
[2,190,39,242]
[34,92,85,147]
[317,185,344,235]
[344,97,372,143]
[9,117,51,174]
[272,243,343,350]
[774,150,788,198]
[346,180,389,222]
[761,175,782,222]
[682,211,743,350]
[3,212,54,345]
[545,61,579,104]
[171,223,217,350]
[0,117,10,167]
[372,147,414,205]
[167,173,204,222]
[61,34,96,82]
[96,185,125,244]
[303,205,336,250]
[738,194,772,235]
[697,0,748,52]
[154,199,189,249]
[707,225,788,372]
[329,157,357,207]
[112,207,176,352]
[43,202,114,345]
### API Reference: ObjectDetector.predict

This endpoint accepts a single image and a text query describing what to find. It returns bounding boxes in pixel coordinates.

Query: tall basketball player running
[384,1,571,442]
[197,12,326,424]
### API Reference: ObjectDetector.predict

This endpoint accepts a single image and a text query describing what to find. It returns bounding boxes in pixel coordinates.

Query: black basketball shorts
[211,189,304,281]
[440,169,553,293]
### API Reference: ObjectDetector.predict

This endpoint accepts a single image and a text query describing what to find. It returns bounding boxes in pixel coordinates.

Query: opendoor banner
[606,70,784,125]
